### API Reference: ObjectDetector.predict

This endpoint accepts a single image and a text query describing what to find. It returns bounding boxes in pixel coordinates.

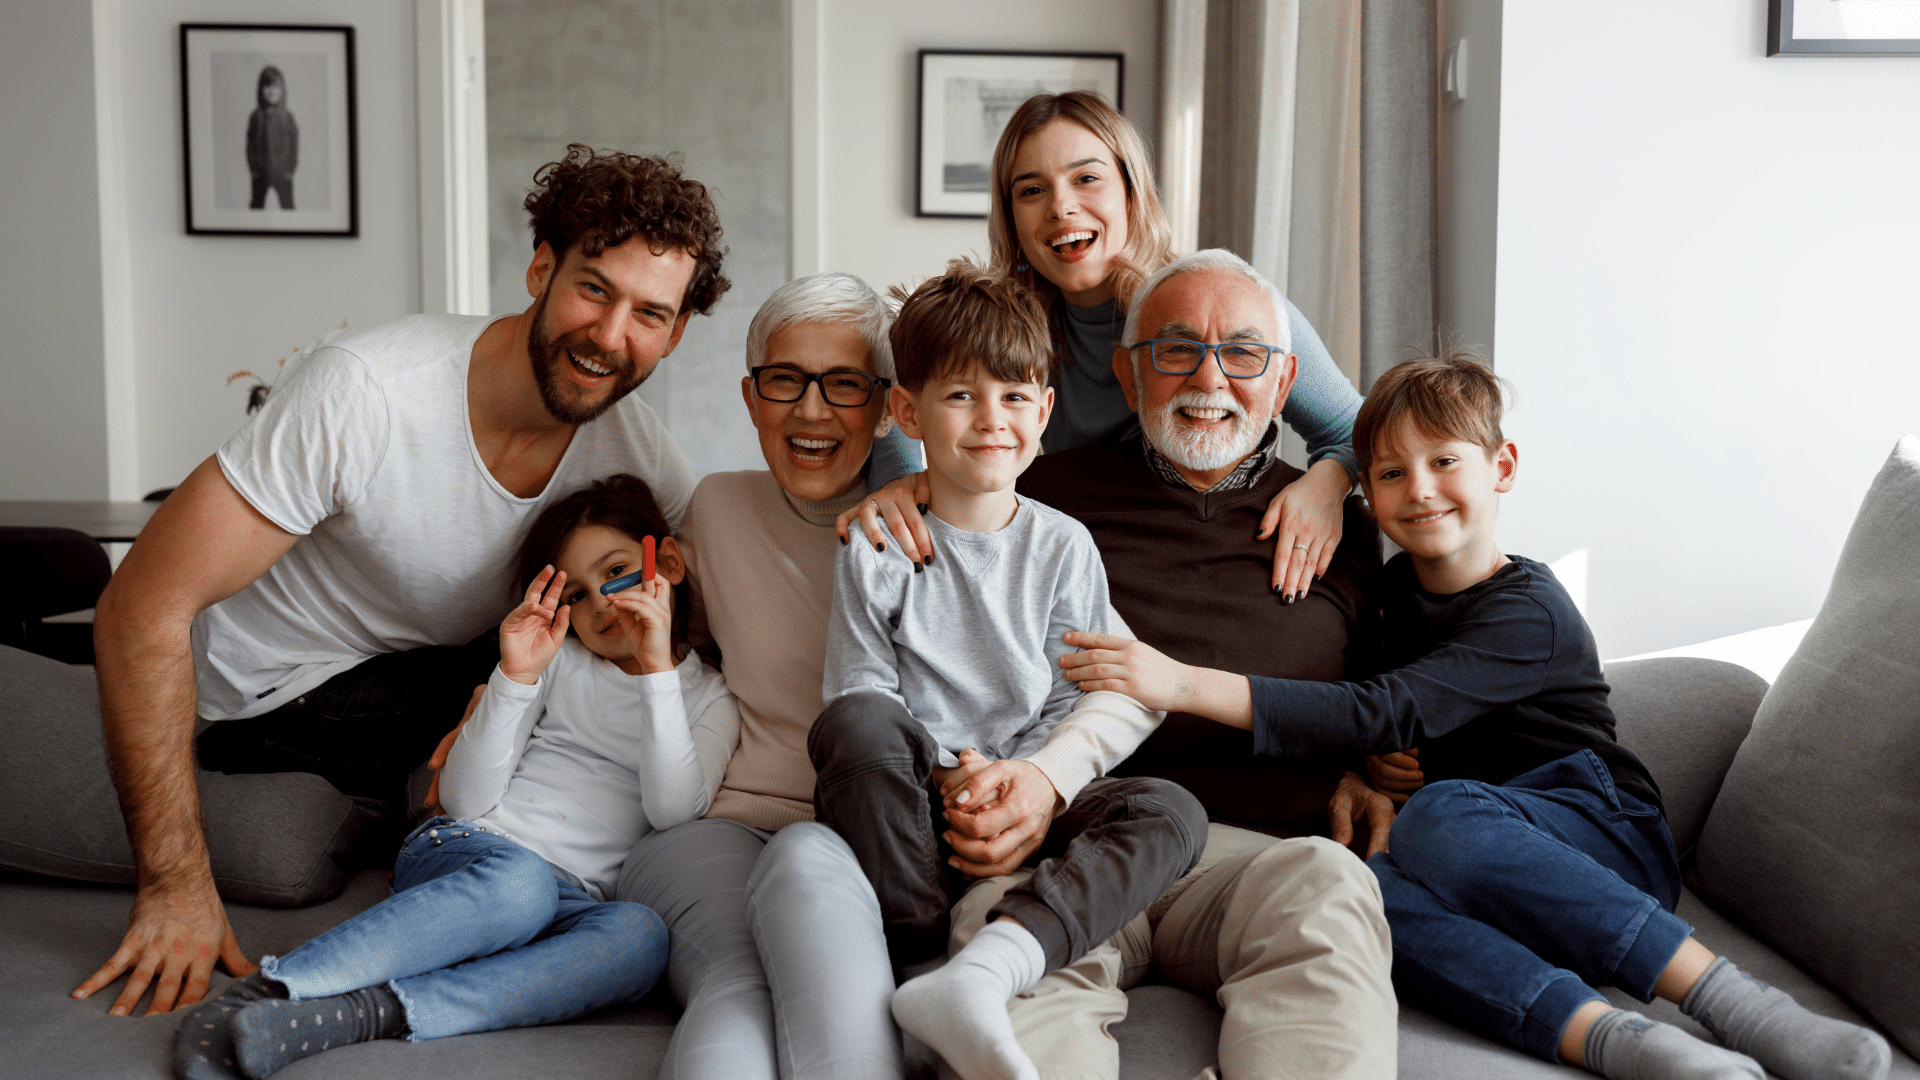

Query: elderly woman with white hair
[612,272,912,1080]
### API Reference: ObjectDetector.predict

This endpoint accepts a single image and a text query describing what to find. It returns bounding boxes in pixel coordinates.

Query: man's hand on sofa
[941,756,1058,879]
[423,684,487,815]
[1365,748,1424,805]
[73,873,253,1016]
[1328,771,1396,858]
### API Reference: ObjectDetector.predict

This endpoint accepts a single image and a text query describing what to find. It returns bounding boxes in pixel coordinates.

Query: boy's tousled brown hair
[515,473,689,651]
[1354,350,1508,478]
[888,258,1051,392]
[523,144,731,317]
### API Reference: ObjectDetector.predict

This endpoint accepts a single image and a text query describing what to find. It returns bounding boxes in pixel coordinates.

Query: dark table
[0,500,161,543]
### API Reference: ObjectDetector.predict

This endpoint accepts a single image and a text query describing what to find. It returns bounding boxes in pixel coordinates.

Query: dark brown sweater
[1019,432,1379,832]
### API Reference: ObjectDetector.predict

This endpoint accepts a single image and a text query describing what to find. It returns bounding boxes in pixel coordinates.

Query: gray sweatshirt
[825,497,1113,767]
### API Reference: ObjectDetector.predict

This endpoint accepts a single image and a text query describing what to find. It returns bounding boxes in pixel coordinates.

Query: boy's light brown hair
[888,258,1051,392]
[1354,350,1508,479]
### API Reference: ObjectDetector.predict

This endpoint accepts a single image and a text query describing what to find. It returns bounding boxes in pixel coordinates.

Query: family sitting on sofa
[10,93,1890,1080]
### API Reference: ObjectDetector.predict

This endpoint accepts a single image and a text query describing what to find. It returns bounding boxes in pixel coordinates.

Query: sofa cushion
[1691,435,1920,1057]
[0,645,371,907]
[1602,657,1766,860]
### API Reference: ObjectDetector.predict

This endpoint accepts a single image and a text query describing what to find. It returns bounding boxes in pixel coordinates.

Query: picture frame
[1769,0,1920,57]
[915,50,1124,219]
[180,23,359,236]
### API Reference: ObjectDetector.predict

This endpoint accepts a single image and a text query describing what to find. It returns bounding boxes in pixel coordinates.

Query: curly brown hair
[522,144,731,316]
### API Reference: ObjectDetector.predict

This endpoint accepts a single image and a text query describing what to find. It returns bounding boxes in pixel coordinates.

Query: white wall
[806,0,1160,295]
[0,2,110,499]
[98,0,421,496]
[1489,1,1920,656]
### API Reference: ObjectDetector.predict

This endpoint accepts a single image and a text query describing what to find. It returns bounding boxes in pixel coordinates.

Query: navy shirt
[1248,553,1663,812]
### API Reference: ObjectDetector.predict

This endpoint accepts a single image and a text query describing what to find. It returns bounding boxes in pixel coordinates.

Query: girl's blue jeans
[1369,750,1694,1063]
[259,817,668,1041]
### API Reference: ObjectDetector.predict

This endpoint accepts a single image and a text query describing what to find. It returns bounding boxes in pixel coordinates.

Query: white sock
[890,920,1046,1080]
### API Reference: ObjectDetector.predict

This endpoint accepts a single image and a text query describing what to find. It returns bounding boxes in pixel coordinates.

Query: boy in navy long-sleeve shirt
[1058,355,1889,1080]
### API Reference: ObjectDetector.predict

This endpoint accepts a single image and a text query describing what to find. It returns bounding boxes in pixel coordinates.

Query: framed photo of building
[915,50,1124,219]
[180,23,359,236]
[1769,0,1920,56]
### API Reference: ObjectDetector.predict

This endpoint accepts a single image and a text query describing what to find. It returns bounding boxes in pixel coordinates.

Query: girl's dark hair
[515,473,689,651]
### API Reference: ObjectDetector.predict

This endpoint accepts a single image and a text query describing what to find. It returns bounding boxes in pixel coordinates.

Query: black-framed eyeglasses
[750,365,893,407]
[1129,338,1280,379]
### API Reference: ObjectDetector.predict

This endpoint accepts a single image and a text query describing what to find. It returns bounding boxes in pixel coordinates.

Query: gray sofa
[3,655,1912,1079]
[8,436,1918,1078]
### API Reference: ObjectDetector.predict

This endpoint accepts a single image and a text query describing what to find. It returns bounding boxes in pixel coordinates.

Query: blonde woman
[844,91,1362,605]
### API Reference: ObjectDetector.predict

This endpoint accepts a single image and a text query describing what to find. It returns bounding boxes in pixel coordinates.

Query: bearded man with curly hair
[49,147,731,1019]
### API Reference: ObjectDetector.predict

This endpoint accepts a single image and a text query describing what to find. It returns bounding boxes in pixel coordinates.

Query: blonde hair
[986,91,1174,319]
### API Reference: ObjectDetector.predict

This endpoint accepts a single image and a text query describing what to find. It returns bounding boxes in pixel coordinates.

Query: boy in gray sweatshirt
[813,260,1207,1080]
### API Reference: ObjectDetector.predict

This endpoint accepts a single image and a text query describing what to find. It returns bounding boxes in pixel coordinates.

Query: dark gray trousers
[808,692,1208,972]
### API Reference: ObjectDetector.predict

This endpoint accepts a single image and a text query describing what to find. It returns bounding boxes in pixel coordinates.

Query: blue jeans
[1369,750,1694,1063]
[260,817,668,1040]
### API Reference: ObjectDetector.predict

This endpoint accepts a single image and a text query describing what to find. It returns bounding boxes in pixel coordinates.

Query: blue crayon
[599,569,645,596]
[599,535,656,596]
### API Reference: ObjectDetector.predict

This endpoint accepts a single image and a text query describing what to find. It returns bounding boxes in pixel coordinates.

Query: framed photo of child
[180,23,359,236]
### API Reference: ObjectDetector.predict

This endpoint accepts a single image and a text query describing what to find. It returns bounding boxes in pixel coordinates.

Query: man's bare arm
[72,455,299,1016]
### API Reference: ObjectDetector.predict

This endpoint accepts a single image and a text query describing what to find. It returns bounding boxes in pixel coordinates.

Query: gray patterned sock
[173,972,286,1080]
[1583,1007,1765,1080]
[230,984,405,1079]
[1681,958,1892,1080]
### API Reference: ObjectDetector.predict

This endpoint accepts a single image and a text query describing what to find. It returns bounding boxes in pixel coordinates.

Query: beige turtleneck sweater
[686,469,1163,833]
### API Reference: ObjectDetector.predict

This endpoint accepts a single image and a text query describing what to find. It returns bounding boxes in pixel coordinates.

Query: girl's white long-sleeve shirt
[438,638,741,899]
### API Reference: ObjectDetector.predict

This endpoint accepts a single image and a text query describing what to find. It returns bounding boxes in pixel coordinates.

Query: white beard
[1142,387,1269,473]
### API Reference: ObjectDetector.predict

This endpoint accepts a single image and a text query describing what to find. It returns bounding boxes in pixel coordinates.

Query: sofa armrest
[1602,657,1768,860]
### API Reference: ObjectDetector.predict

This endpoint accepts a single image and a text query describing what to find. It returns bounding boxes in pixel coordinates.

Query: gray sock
[173,971,287,1080]
[230,985,405,1079]
[1681,957,1892,1080]
[1583,1007,1765,1080]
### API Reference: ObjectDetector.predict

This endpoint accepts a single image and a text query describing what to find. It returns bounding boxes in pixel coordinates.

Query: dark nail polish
[1254,530,1264,541]
[913,561,922,574]
[924,550,934,565]
[1294,591,1305,602]
[1283,593,1295,605]
[839,534,847,546]
[922,554,932,566]
[1272,583,1283,594]
[1313,573,1321,582]
[917,502,929,514]
[875,542,885,552]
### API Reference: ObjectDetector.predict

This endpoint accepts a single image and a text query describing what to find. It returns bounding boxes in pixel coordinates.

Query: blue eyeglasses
[1129,338,1280,379]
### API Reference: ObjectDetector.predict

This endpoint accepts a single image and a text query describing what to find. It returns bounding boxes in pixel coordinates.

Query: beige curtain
[1176,0,1436,396]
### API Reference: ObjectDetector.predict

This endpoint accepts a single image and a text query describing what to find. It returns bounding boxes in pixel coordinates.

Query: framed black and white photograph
[915,50,1123,218]
[180,23,358,236]
[1769,0,1920,56]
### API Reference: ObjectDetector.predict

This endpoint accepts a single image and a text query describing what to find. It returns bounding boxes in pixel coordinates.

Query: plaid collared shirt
[1142,421,1282,493]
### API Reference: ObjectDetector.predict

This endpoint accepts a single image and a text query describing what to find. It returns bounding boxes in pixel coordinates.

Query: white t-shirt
[193,313,697,721]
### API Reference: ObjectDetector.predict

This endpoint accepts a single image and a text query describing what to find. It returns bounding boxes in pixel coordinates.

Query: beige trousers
[946,824,1398,1080]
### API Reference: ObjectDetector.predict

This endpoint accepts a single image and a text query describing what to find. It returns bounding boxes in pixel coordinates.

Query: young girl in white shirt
[175,474,739,1080]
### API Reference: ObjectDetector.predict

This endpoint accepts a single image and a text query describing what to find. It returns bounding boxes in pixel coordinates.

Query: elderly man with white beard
[952,249,1399,1080]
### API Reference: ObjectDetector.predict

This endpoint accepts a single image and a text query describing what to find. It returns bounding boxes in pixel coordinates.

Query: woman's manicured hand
[1257,458,1352,604]
[606,575,677,675]
[835,472,935,563]
[1328,770,1396,857]
[498,565,570,685]
[1365,748,1424,805]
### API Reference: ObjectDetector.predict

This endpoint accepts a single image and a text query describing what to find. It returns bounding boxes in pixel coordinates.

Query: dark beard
[526,285,649,424]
